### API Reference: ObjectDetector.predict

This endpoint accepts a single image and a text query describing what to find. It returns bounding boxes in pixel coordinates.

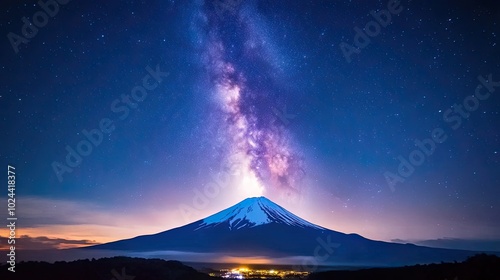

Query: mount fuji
[87,197,479,266]
[195,196,324,231]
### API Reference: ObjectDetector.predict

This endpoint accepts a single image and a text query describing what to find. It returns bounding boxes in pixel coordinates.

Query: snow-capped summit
[195,196,325,230]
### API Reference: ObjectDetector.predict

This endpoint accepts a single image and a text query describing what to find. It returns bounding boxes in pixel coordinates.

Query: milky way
[2,0,500,251]
[192,0,305,200]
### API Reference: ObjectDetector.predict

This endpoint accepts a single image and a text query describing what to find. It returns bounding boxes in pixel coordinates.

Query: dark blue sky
[1,0,499,251]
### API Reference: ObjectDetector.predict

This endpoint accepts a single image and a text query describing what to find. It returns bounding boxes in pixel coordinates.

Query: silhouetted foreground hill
[309,254,500,280]
[1,254,499,280]
[0,256,220,280]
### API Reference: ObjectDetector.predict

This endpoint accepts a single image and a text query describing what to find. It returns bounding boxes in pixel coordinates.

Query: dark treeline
[0,256,221,280]
[309,254,500,280]
[1,254,499,280]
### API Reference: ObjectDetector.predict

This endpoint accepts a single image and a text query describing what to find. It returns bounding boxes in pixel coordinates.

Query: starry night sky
[1,0,499,252]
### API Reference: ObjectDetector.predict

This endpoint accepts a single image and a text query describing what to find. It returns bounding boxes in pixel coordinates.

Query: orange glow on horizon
[219,256,273,265]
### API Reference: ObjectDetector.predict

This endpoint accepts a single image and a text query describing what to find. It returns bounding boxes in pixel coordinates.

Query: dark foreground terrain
[1,254,499,280]
[0,256,220,280]
[309,254,500,280]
